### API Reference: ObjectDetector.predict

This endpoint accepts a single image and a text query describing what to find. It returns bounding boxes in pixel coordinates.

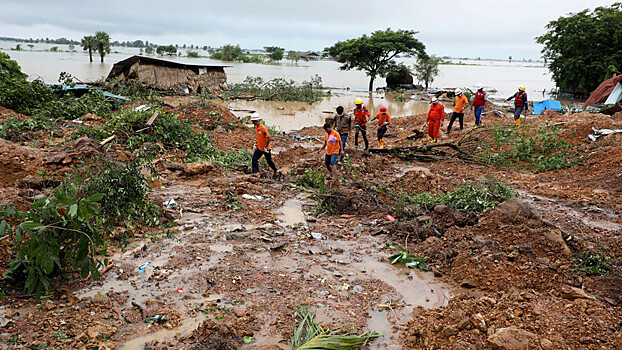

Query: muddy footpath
[0,101,621,350]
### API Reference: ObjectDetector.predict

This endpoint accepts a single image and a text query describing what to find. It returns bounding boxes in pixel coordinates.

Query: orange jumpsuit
[427,103,445,139]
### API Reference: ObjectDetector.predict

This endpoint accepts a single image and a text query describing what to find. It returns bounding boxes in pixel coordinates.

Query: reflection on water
[2,41,554,98]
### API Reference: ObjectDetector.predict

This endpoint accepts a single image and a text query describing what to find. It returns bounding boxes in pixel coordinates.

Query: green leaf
[21,221,44,229]
[86,193,104,202]
[69,204,78,218]
[41,253,54,274]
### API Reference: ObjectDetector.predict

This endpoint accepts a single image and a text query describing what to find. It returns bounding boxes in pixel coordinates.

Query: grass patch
[224,75,328,104]
[483,123,581,172]
[574,249,615,276]
[295,168,326,193]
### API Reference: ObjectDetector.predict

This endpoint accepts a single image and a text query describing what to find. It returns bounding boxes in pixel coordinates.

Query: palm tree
[94,31,111,63]
[81,36,96,62]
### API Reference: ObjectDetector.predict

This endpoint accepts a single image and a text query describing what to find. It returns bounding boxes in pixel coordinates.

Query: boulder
[495,198,540,222]
[560,285,591,300]
[487,326,538,350]
[183,161,216,175]
[46,137,104,164]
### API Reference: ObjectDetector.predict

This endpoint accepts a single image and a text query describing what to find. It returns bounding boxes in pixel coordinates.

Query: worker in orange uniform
[425,97,445,143]
[250,113,278,175]
[319,122,342,179]
[506,86,528,126]
[352,98,370,151]
[446,88,468,134]
[369,106,391,149]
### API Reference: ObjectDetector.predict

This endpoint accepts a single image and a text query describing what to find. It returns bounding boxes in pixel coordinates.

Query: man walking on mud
[320,123,342,179]
[369,106,391,149]
[250,113,278,176]
[446,88,468,134]
[473,83,487,126]
[334,106,352,162]
[507,86,528,126]
[352,98,370,151]
[426,97,445,143]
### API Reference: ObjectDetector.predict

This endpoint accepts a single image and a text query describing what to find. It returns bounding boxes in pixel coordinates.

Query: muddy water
[3,40,554,97]
[278,197,308,227]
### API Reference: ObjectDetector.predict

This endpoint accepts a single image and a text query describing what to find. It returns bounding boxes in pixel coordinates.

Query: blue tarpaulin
[533,99,562,115]
[47,84,131,102]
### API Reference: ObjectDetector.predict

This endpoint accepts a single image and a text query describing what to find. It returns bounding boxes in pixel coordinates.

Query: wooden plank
[146,110,160,126]
[100,135,116,146]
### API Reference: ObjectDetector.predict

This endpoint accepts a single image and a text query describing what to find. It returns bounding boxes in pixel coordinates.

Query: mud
[0,98,621,349]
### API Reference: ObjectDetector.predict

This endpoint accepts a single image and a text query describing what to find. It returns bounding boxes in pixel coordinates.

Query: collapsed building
[106,55,228,95]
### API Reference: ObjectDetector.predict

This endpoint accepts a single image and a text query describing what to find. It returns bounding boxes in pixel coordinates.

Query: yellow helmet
[518,86,526,91]
[354,98,363,105]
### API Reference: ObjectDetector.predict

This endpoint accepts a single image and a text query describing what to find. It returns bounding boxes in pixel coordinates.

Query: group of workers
[250,85,528,177]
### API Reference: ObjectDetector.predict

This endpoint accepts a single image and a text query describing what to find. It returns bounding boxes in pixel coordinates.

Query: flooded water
[2,41,553,98]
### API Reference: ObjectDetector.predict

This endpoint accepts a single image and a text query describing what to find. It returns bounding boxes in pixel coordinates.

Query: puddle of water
[121,314,206,350]
[278,198,308,227]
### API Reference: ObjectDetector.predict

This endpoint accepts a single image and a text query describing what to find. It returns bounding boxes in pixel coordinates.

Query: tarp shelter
[533,99,562,115]
[107,56,229,95]
[583,74,622,108]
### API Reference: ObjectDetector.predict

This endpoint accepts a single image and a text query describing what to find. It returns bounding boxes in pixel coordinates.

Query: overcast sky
[0,0,614,60]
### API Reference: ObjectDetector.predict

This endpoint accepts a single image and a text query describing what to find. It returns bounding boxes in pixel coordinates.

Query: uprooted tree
[536,2,622,92]
[324,28,426,91]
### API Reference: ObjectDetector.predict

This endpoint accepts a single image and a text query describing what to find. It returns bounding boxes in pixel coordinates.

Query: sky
[0,0,615,60]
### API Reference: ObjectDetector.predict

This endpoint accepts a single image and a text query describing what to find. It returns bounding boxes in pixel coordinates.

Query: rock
[579,337,598,345]
[226,233,245,240]
[460,278,479,289]
[183,161,216,175]
[540,338,554,350]
[543,230,571,255]
[495,198,540,222]
[433,204,449,214]
[560,285,591,300]
[440,325,459,338]
[470,313,487,332]
[603,297,617,306]
[85,321,117,340]
[457,317,471,330]
[479,296,497,306]
[233,307,247,317]
[518,244,533,256]
[92,291,107,302]
[487,326,537,350]
[165,162,185,171]
[46,137,104,164]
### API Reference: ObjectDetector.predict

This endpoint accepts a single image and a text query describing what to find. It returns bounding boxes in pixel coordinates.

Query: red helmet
[379,106,387,113]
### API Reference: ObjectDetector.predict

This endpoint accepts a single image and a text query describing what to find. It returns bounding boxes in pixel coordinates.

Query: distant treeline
[0,37,80,45]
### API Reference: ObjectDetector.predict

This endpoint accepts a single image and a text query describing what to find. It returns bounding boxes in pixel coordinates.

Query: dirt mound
[173,103,241,131]
[0,138,43,185]
[320,187,383,215]
[46,137,104,164]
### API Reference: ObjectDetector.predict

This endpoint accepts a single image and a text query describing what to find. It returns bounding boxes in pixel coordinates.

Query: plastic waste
[163,197,178,209]
[138,262,149,273]
[242,194,263,201]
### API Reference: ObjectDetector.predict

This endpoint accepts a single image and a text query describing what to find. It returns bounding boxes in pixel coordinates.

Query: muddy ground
[0,100,620,350]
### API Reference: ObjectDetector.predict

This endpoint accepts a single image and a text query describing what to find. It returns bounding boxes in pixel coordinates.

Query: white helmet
[250,112,261,121]
[455,88,463,95]
[431,97,439,103]
[476,83,483,90]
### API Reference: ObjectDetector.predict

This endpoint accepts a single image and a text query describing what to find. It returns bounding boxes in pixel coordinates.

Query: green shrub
[59,157,159,227]
[0,116,53,141]
[574,249,614,276]
[0,188,108,299]
[295,168,326,192]
[224,75,327,104]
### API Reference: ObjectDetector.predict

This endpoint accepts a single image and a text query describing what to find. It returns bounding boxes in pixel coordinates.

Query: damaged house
[107,55,228,95]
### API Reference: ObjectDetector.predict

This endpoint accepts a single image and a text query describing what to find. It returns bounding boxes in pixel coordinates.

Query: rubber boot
[379,139,385,149]
[432,138,438,144]
[515,119,521,126]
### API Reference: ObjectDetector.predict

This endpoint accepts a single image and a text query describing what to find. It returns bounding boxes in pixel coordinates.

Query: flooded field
[1,41,554,98]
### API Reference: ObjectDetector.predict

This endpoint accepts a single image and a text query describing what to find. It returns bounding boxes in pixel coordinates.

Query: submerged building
[107,55,228,95]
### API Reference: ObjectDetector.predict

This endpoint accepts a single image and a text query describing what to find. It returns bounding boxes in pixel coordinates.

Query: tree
[287,50,300,64]
[536,2,622,92]
[156,45,177,56]
[211,44,243,61]
[144,46,154,55]
[94,31,111,63]
[414,55,442,90]
[508,56,512,63]
[27,44,34,51]
[0,52,28,79]
[325,28,426,91]
[68,44,75,52]
[187,51,199,58]
[264,46,284,62]
[81,35,96,62]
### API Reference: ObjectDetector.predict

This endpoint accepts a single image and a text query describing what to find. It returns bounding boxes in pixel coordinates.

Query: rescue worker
[425,97,445,143]
[446,88,468,134]
[333,106,352,162]
[506,86,528,126]
[352,98,370,151]
[250,113,278,176]
[473,83,487,126]
[369,106,391,149]
[319,122,342,179]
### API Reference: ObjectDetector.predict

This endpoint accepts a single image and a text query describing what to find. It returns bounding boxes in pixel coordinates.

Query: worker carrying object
[250,113,278,176]
[426,97,445,143]
[506,86,528,126]
[333,106,352,162]
[473,83,487,126]
[352,98,370,151]
[369,106,391,149]
[320,122,342,179]
[446,88,468,134]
